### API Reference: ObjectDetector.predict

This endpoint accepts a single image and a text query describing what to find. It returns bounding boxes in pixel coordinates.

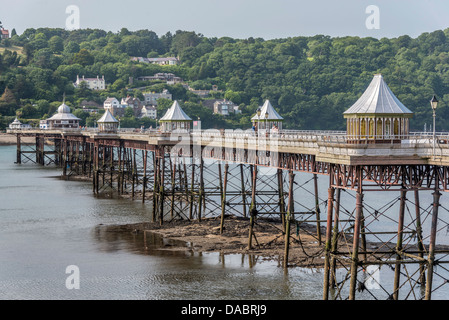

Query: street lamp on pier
[430,95,438,160]
[265,111,269,134]
[256,107,261,136]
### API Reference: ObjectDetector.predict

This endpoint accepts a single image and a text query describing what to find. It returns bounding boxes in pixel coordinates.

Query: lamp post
[256,107,261,136]
[265,111,269,135]
[430,95,438,160]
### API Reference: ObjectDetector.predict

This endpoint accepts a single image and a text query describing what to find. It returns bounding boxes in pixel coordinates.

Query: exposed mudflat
[104,215,330,268]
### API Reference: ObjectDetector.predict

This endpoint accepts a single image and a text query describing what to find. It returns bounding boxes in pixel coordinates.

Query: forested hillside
[1,27,449,131]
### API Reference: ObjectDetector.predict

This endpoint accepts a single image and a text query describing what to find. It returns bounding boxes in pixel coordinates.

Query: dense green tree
[48,35,64,53]
[3,27,449,131]
[73,49,94,66]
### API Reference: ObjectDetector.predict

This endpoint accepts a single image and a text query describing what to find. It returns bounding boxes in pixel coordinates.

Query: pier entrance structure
[7,82,449,300]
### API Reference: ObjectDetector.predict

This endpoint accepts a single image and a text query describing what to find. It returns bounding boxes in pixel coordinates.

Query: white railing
[6,128,449,156]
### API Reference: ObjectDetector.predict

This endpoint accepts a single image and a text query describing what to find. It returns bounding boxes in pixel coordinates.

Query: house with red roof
[1,28,9,39]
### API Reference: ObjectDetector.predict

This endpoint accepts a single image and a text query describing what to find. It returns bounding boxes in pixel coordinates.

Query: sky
[1,0,449,39]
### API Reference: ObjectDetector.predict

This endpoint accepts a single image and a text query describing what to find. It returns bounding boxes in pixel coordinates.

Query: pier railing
[7,128,449,160]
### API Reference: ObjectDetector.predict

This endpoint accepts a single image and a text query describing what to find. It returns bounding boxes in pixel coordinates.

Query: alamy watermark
[364,265,381,290]
[366,5,380,30]
[65,265,80,290]
[65,5,80,30]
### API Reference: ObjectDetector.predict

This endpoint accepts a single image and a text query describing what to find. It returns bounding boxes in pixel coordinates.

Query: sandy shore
[0,133,35,145]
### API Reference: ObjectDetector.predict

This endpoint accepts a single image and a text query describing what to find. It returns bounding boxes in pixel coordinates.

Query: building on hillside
[97,109,119,133]
[188,88,210,98]
[202,99,239,116]
[121,96,143,117]
[214,99,240,116]
[343,74,414,143]
[159,100,192,132]
[1,28,9,39]
[137,73,183,84]
[103,97,122,117]
[131,57,179,65]
[251,100,284,131]
[74,75,105,90]
[80,100,101,110]
[143,89,172,106]
[44,101,81,129]
[140,105,157,119]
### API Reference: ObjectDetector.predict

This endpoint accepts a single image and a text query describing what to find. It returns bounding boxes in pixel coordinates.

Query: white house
[140,105,157,119]
[132,57,179,65]
[103,97,122,117]
[74,75,105,90]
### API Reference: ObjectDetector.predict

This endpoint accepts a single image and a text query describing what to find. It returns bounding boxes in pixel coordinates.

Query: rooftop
[159,100,192,122]
[344,74,413,116]
[97,109,118,123]
[251,100,284,121]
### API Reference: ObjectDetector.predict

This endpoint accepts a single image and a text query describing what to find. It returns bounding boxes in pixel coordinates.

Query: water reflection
[92,223,283,267]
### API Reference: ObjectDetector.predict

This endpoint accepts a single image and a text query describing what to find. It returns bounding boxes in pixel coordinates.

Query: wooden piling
[414,188,426,285]
[240,164,248,218]
[314,173,322,245]
[16,134,21,164]
[159,149,166,225]
[142,150,147,203]
[284,169,295,269]
[152,151,159,223]
[248,164,257,250]
[393,188,407,300]
[330,188,341,288]
[189,162,195,220]
[425,173,441,300]
[349,167,363,300]
[220,162,229,234]
[170,158,176,219]
[323,186,335,300]
[198,156,204,222]
[277,169,286,231]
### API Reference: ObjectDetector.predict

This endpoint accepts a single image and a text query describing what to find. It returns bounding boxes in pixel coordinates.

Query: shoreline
[0,133,35,145]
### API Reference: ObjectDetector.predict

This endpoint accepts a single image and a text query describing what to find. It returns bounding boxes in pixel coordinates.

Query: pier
[5,74,449,300]
[6,126,449,300]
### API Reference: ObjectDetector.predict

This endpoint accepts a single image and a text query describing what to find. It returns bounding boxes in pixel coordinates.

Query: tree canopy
[1,27,449,131]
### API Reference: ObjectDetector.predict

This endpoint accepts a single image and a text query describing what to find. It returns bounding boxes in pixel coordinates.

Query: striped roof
[344,74,413,115]
[159,100,192,121]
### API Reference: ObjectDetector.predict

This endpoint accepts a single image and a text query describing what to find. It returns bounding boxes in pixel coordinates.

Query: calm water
[0,144,448,300]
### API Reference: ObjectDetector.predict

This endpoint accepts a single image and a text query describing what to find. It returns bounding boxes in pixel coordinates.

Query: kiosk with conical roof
[159,100,192,132]
[251,100,284,131]
[9,117,23,129]
[97,108,119,133]
[344,74,413,143]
